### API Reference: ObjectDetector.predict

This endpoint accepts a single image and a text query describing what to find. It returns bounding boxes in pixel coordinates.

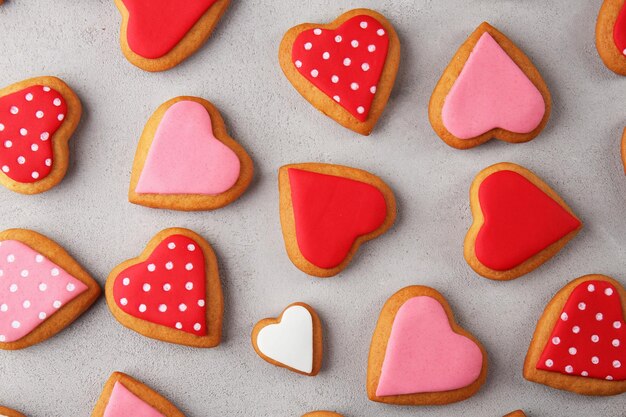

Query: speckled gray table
[0,1,625,416]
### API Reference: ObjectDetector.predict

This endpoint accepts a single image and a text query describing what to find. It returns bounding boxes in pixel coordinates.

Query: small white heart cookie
[251,303,323,376]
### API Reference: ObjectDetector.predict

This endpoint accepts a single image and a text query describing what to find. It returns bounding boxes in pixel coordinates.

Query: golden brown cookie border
[302,412,343,417]
[596,0,626,75]
[278,8,401,136]
[367,285,488,405]
[464,162,582,281]
[90,372,185,417]
[503,411,526,417]
[251,302,323,376]
[279,162,396,278]
[523,274,626,396]
[105,227,223,348]
[428,22,551,149]
[0,406,28,417]
[0,228,101,350]
[114,0,231,72]
[128,96,254,211]
[0,76,82,195]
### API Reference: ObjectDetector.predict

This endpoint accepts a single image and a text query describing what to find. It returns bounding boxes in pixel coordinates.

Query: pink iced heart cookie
[91,372,185,417]
[429,22,551,149]
[0,229,100,350]
[367,286,487,405]
[129,97,253,211]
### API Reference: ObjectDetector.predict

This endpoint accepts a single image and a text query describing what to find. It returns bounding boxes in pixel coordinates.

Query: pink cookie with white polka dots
[0,76,81,194]
[0,228,100,350]
[105,228,223,347]
[524,274,626,395]
[279,8,400,135]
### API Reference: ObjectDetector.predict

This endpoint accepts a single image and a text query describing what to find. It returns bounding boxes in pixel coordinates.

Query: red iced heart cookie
[105,228,223,347]
[292,15,388,122]
[0,77,81,194]
[279,9,400,135]
[465,162,582,280]
[367,286,488,405]
[525,275,626,395]
[0,86,65,183]
[279,163,396,277]
[91,372,185,417]
[115,0,231,72]
[596,0,626,75]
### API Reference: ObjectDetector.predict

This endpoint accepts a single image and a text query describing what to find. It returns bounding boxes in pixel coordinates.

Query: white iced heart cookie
[252,303,323,376]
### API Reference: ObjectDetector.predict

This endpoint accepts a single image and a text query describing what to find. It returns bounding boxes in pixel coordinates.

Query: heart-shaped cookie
[114,0,231,72]
[0,406,27,417]
[465,162,582,281]
[279,163,396,277]
[279,9,400,135]
[596,0,626,75]
[0,229,100,350]
[90,372,185,417]
[129,97,253,211]
[105,228,223,347]
[524,274,626,395]
[0,76,81,194]
[367,285,487,405]
[429,22,551,149]
[251,303,323,376]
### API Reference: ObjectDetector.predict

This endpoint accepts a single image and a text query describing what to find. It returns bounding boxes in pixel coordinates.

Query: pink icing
[441,32,545,139]
[376,296,483,396]
[103,382,166,417]
[135,100,241,195]
[0,240,88,343]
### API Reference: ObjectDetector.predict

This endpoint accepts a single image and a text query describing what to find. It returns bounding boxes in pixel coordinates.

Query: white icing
[256,305,313,373]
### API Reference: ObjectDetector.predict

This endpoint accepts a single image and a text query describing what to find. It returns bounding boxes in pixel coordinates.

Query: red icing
[288,168,387,269]
[474,170,581,271]
[613,3,626,56]
[112,235,207,336]
[537,280,625,381]
[291,15,389,121]
[0,85,67,183]
[122,0,219,59]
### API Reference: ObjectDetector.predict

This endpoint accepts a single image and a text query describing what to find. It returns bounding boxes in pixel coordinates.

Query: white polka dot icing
[0,240,88,343]
[291,14,390,121]
[0,84,68,184]
[112,235,208,336]
[537,280,626,381]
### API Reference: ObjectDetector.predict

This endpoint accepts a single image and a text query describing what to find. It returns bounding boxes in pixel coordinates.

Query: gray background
[0,0,625,416]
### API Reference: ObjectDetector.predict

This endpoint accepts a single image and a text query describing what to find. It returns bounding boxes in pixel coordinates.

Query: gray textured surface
[0,0,625,416]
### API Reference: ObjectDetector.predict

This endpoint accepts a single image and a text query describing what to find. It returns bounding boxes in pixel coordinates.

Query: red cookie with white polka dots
[0,76,81,194]
[279,9,400,135]
[524,274,626,395]
[105,228,223,347]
